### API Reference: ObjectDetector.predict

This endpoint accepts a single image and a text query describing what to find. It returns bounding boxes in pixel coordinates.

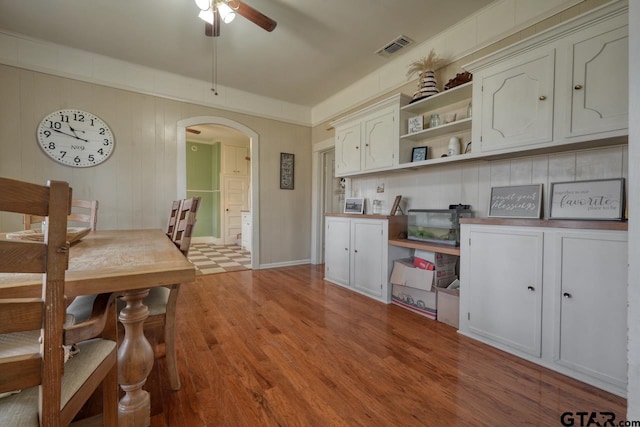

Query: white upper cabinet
[222,144,249,176]
[478,48,555,152]
[466,1,628,155]
[331,94,410,177]
[562,23,629,138]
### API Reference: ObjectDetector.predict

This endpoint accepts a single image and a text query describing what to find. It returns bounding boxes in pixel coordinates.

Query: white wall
[0,65,312,267]
[350,146,627,218]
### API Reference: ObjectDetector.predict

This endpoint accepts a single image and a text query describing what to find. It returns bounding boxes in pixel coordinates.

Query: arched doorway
[177,116,260,269]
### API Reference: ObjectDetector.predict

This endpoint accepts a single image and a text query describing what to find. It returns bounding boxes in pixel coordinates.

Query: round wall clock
[36,109,115,167]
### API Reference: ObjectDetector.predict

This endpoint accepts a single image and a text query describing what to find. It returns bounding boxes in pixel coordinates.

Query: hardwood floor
[143,264,626,426]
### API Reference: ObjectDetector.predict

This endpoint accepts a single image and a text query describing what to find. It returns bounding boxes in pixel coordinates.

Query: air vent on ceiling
[375,35,414,57]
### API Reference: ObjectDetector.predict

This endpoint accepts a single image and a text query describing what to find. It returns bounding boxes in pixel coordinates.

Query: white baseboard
[259,259,311,269]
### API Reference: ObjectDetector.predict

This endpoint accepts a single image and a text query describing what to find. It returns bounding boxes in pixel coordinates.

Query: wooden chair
[141,196,200,390]
[24,199,99,231]
[0,177,118,426]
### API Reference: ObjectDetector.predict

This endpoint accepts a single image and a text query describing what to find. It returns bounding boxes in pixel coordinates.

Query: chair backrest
[0,177,71,420]
[24,198,98,231]
[171,197,201,257]
[165,199,182,239]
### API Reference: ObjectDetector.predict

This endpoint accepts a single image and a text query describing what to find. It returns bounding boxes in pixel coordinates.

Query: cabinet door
[362,107,396,171]
[554,231,627,389]
[479,49,555,152]
[222,145,249,175]
[351,220,384,298]
[324,217,351,286]
[566,25,628,137]
[467,228,543,357]
[334,123,361,176]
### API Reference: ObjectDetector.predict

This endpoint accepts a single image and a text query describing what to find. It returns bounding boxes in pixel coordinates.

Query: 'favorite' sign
[549,178,624,220]
[488,184,543,219]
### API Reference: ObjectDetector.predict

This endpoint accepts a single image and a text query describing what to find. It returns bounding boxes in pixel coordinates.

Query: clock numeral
[59,114,69,123]
[60,151,67,158]
[48,121,62,130]
[73,113,85,122]
[88,154,95,162]
[103,139,111,145]
[98,149,104,155]
[74,156,81,164]
[48,142,55,150]
[43,130,51,138]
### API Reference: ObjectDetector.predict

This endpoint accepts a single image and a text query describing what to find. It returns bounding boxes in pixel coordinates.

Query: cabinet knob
[356,146,359,149]
[574,84,583,90]
[354,249,358,253]
[527,286,535,292]
[563,292,572,299]
[344,248,348,251]
[365,144,369,147]
[539,95,547,101]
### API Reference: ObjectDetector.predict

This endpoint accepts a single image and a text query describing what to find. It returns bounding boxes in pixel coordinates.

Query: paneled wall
[187,141,220,238]
[0,65,312,266]
[350,146,627,218]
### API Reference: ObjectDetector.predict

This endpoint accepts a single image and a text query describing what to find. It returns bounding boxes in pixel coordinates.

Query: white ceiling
[0,0,494,107]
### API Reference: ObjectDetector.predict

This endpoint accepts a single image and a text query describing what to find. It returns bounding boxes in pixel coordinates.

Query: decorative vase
[412,70,439,101]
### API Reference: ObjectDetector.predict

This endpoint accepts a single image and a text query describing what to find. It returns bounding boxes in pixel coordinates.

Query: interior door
[222,176,248,245]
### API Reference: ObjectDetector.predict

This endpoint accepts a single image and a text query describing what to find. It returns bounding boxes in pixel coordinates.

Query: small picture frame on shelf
[344,198,364,214]
[411,146,428,162]
[389,195,403,215]
[408,116,423,134]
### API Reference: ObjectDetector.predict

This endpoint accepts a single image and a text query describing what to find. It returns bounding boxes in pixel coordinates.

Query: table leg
[117,289,154,427]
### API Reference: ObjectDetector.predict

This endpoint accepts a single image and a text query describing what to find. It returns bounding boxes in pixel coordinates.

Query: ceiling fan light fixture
[194,0,211,11]
[216,2,236,24]
[198,9,215,24]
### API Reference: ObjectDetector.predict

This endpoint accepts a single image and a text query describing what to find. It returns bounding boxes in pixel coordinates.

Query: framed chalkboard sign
[488,184,543,219]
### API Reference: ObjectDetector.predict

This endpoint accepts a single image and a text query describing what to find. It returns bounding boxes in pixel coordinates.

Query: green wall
[186,141,221,238]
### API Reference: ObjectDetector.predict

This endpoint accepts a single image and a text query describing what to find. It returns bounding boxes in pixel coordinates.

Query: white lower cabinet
[466,228,544,357]
[241,211,252,252]
[324,215,404,303]
[460,223,627,396]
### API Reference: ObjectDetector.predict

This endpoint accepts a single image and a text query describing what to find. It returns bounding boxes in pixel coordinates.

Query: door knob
[574,84,583,90]
[563,292,572,298]
[539,95,547,101]
[527,286,535,291]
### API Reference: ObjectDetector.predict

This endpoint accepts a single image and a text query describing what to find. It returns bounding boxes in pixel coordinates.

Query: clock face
[36,109,115,167]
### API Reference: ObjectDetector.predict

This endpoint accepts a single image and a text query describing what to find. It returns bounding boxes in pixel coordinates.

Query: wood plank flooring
[143,264,626,426]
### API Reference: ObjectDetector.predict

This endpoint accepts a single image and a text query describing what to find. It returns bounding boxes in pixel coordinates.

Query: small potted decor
[407,49,441,103]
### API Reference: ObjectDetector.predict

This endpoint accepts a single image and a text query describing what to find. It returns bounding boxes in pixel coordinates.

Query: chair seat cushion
[0,338,116,426]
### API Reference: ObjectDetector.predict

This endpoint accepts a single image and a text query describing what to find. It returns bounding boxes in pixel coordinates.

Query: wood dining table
[0,229,196,427]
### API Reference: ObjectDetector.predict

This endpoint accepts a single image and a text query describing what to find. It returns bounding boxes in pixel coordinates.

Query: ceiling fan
[194,0,277,37]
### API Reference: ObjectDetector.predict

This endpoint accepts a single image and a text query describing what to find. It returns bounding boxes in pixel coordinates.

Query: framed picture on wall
[280,153,294,190]
[411,146,428,162]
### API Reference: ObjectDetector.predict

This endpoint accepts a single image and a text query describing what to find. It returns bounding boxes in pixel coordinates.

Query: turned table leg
[117,289,154,427]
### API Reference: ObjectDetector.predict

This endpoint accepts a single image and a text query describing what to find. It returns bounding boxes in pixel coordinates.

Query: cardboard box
[391,284,437,320]
[390,258,434,291]
[437,288,460,329]
[414,250,458,269]
[390,258,437,319]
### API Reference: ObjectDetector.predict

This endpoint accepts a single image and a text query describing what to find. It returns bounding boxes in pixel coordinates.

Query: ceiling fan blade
[234,1,277,32]
[186,128,202,135]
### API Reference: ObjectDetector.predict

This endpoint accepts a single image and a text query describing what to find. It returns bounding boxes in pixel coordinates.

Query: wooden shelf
[402,82,472,114]
[400,118,472,141]
[388,239,461,256]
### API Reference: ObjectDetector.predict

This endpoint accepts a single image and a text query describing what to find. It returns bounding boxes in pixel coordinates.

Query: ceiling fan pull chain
[211,32,218,95]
